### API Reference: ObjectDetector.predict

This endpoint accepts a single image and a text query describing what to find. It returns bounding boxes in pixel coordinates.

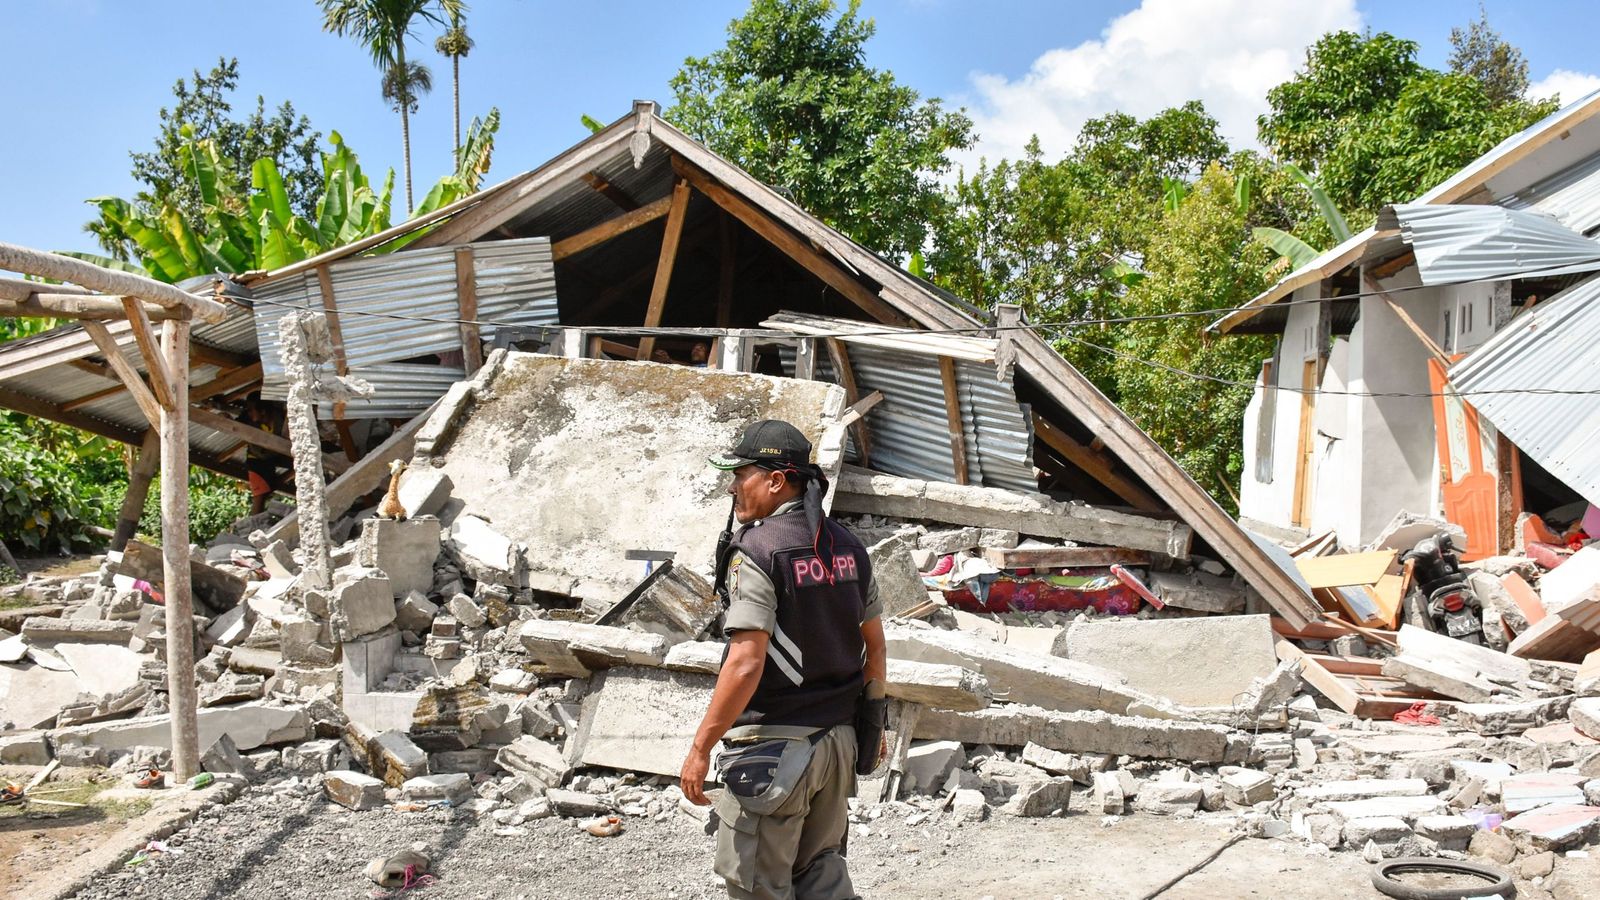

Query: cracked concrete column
[278,312,334,592]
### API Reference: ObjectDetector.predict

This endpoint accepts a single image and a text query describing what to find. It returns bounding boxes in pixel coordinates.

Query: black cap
[708,419,813,470]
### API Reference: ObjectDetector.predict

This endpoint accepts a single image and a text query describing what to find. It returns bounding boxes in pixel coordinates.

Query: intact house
[1215,90,1600,559]
[0,101,1327,626]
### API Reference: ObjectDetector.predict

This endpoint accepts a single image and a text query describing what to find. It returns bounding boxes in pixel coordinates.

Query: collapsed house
[3,102,1600,884]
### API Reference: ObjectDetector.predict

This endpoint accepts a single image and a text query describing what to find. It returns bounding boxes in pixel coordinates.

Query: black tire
[1370,857,1514,900]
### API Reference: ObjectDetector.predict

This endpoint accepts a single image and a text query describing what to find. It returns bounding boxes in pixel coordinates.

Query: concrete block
[1222,769,1275,806]
[1092,771,1124,814]
[21,617,135,643]
[325,770,385,811]
[662,641,724,674]
[283,738,341,774]
[886,624,1154,716]
[1572,697,1600,740]
[430,748,500,775]
[1319,796,1446,824]
[1397,624,1531,685]
[1343,816,1412,847]
[1454,696,1572,736]
[330,570,396,640]
[915,704,1235,763]
[1518,850,1556,879]
[201,733,249,776]
[1020,743,1091,783]
[1148,571,1248,614]
[496,736,571,789]
[1502,771,1588,813]
[447,593,487,629]
[570,666,713,778]
[1133,782,1201,815]
[372,729,429,786]
[1415,815,1476,852]
[1537,545,1600,614]
[394,592,439,634]
[1297,779,1430,803]
[53,643,142,698]
[545,788,613,818]
[918,528,982,555]
[1468,828,1517,864]
[340,628,400,695]
[1004,777,1072,817]
[518,620,670,677]
[1500,804,1600,852]
[490,668,538,693]
[49,701,309,754]
[867,533,929,617]
[402,773,474,804]
[0,730,51,765]
[397,468,453,518]
[206,605,251,646]
[1056,614,1276,708]
[605,563,720,643]
[949,789,989,822]
[663,642,992,711]
[1382,655,1501,704]
[357,517,440,598]
[261,540,298,579]
[978,529,1019,550]
[280,615,335,667]
[446,515,524,588]
[902,741,966,795]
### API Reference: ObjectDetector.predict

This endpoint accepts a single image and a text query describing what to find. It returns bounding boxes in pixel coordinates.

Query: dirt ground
[59,780,1393,900]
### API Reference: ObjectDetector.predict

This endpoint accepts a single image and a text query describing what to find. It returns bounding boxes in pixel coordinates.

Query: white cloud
[1528,69,1600,107]
[954,0,1362,171]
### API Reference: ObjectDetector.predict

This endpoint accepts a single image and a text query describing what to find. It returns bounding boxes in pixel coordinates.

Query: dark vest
[727,507,872,729]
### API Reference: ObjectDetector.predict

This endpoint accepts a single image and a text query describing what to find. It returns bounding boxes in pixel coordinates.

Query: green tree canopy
[1449,6,1532,107]
[666,0,973,259]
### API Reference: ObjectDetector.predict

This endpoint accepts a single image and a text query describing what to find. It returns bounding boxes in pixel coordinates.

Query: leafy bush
[138,476,250,545]
[0,418,121,554]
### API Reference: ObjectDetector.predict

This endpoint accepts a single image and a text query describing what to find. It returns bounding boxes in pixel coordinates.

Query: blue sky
[5,0,1600,256]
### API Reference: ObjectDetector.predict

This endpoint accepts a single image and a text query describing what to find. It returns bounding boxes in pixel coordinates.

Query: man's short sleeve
[722,550,778,635]
[861,568,883,622]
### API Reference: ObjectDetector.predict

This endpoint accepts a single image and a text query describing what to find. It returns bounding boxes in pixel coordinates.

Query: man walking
[680,420,887,900]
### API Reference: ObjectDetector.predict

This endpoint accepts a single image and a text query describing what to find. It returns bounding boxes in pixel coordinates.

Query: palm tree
[434,7,474,163]
[319,0,462,214]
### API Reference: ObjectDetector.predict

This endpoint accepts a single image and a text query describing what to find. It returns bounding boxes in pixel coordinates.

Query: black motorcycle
[1401,534,1484,644]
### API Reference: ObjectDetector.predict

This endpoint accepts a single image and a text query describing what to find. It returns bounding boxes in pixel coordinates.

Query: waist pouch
[717,730,826,816]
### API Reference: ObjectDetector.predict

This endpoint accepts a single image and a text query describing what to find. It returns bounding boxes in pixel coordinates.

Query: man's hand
[680,749,712,806]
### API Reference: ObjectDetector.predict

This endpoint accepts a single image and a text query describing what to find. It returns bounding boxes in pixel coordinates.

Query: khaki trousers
[714,725,859,900]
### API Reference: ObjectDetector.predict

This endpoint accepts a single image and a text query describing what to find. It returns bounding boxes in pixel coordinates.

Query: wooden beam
[636,179,692,364]
[0,275,92,302]
[187,405,350,475]
[0,385,245,480]
[120,296,176,410]
[159,316,200,780]
[61,382,132,412]
[671,155,910,327]
[825,338,871,468]
[552,195,674,262]
[67,358,116,380]
[81,321,162,429]
[582,171,642,211]
[187,341,252,370]
[112,430,161,551]
[1364,276,1449,367]
[1367,250,1416,281]
[0,240,229,323]
[937,356,970,485]
[0,293,181,321]
[190,363,263,403]
[1033,414,1163,513]
[314,264,352,421]
[838,389,883,428]
[583,217,720,321]
[716,211,737,327]
[455,247,483,374]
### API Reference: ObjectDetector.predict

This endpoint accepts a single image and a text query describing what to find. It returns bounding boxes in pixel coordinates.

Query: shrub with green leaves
[0,418,120,554]
[138,476,250,546]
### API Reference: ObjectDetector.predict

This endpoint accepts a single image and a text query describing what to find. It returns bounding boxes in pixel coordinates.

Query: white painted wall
[1238,285,1326,531]
[1440,281,1497,353]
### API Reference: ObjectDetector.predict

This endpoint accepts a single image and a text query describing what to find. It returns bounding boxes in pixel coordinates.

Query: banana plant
[1252,162,1353,277]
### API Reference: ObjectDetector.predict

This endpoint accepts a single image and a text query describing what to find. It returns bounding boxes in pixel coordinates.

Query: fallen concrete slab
[1296,779,1430,803]
[885,624,1152,715]
[867,533,930,617]
[571,666,714,778]
[0,663,85,729]
[913,704,1237,763]
[20,617,135,644]
[357,518,441,598]
[417,352,846,601]
[1397,624,1532,685]
[1453,696,1572,736]
[54,643,143,698]
[1575,697,1600,740]
[832,469,1193,558]
[1055,614,1275,708]
[518,620,670,677]
[49,701,310,754]
[1500,803,1600,852]
[594,562,720,644]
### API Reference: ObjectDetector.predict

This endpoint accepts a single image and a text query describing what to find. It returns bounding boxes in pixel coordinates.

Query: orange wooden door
[1428,358,1496,560]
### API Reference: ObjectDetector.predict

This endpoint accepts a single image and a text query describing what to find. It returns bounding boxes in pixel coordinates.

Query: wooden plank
[672,155,910,327]
[119,296,176,410]
[838,390,884,429]
[1277,638,1363,715]
[1367,249,1416,281]
[187,405,349,475]
[1303,653,1387,677]
[81,321,162,429]
[60,382,131,412]
[716,211,737,327]
[794,337,817,380]
[186,342,252,370]
[1367,276,1450,367]
[1502,572,1547,626]
[635,179,692,365]
[1371,573,1404,629]
[983,546,1152,569]
[0,386,244,479]
[582,171,642,211]
[825,338,871,468]
[0,293,180,321]
[1509,615,1600,663]
[315,265,351,421]
[189,363,263,403]
[455,247,483,374]
[938,356,970,486]
[1295,550,1397,588]
[551,194,674,261]
[1291,358,1318,527]
[1032,414,1164,513]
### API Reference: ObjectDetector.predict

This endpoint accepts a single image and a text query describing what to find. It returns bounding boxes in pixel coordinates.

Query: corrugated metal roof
[779,342,1037,493]
[250,235,557,402]
[1382,203,1600,285]
[1449,274,1600,507]
[258,362,467,420]
[1499,149,1600,236]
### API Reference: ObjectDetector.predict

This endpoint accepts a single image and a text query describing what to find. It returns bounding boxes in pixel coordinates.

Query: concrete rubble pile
[3,351,1598,896]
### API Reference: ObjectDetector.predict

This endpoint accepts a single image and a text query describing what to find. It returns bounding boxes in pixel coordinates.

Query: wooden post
[937,356,970,485]
[120,296,176,410]
[112,430,161,551]
[315,265,352,422]
[794,338,817,380]
[159,317,200,780]
[82,322,162,429]
[716,211,737,327]
[455,247,483,375]
[825,338,871,467]
[880,700,922,802]
[636,179,692,364]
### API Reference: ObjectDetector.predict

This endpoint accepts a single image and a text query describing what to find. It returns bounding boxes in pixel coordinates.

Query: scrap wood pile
[0,352,1597,894]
